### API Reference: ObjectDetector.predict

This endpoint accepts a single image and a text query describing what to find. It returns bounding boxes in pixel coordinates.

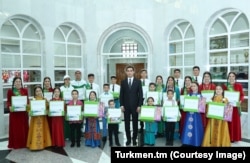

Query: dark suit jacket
[120,77,143,110]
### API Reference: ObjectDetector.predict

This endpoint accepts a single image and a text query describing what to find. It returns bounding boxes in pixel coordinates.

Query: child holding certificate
[85,91,101,147]
[99,83,114,142]
[107,99,121,147]
[181,81,204,147]
[7,77,29,149]
[27,85,52,150]
[60,75,74,141]
[50,87,65,148]
[144,96,157,146]
[163,76,180,140]
[202,85,231,147]
[67,90,83,147]
[199,72,216,131]
[163,89,178,146]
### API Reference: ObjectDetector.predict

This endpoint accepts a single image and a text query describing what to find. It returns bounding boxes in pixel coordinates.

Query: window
[168,21,195,77]
[54,24,83,87]
[122,43,138,57]
[208,10,249,112]
[1,16,43,114]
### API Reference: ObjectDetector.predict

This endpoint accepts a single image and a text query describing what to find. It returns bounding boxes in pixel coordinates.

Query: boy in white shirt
[163,89,178,146]
[110,76,121,108]
[107,99,121,147]
[99,83,114,142]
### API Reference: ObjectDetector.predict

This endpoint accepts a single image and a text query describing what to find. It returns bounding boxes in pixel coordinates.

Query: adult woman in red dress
[179,76,192,137]
[50,87,65,147]
[223,72,244,142]
[6,77,29,149]
[199,71,216,130]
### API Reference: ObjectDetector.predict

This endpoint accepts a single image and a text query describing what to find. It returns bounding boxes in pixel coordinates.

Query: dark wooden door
[116,63,145,85]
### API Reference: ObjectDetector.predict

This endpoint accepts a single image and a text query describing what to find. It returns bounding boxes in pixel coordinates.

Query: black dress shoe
[102,136,107,141]
[126,141,131,146]
[109,143,113,147]
[70,143,75,147]
[115,143,121,146]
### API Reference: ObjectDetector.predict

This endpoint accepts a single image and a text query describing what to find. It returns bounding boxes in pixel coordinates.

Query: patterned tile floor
[1,121,250,163]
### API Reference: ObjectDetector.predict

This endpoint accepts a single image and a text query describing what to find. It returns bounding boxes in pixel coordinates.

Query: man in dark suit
[120,65,143,146]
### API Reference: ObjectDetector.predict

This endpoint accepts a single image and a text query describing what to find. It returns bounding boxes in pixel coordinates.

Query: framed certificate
[183,96,199,112]
[11,96,27,112]
[146,91,161,105]
[75,88,84,100]
[179,95,186,109]
[49,101,65,116]
[163,106,180,122]
[139,106,155,122]
[62,90,72,101]
[83,101,99,117]
[224,91,240,106]
[100,96,113,107]
[154,106,162,121]
[112,92,120,99]
[198,97,206,113]
[30,100,47,116]
[66,105,82,121]
[107,108,121,124]
[224,103,233,122]
[44,92,53,101]
[207,102,225,120]
[201,90,214,102]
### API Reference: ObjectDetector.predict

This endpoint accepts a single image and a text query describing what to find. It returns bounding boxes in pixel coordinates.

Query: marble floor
[1,121,250,163]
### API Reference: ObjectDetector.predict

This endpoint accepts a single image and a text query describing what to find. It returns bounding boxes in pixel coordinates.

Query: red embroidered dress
[7,88,29,149]
[223,83,244,142]
[50,98,65,147]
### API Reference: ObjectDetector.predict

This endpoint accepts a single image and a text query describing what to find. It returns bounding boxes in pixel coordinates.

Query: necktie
[143,79,145,86]
[195,77,197,82]
[176,79,178,86]
[129,78,132,88]
[112,84,114,92]
[90,83,93,89]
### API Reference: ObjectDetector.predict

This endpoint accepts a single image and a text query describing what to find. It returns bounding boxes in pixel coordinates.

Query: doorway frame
[97,22,153,87]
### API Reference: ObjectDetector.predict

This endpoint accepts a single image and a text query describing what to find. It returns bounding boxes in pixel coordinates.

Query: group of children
[7,70,241,150]
[141,78,234,147]
[7,76,122,151]
[142,82,178,147]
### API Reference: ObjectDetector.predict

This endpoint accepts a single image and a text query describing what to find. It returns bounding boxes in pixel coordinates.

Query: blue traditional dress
[84,100,101,147]
[181,93,204,146]
[144,121,157,145]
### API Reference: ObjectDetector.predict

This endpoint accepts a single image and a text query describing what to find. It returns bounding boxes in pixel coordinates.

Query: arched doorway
[97,22,153,86]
